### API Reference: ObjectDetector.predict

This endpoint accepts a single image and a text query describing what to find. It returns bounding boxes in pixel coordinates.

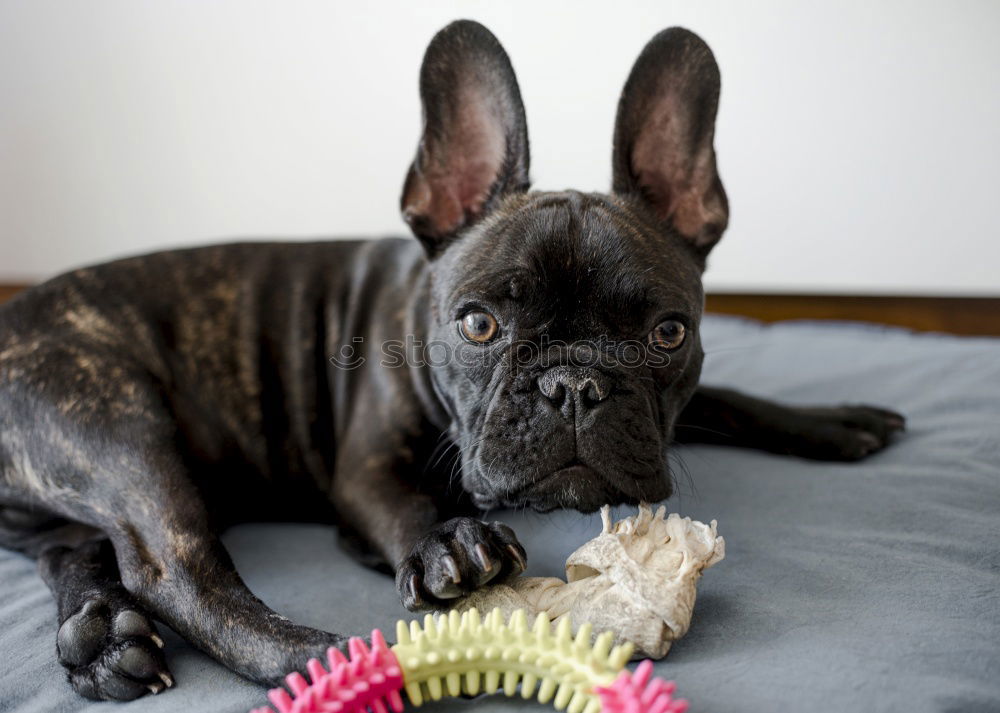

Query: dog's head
[403,21,728,513]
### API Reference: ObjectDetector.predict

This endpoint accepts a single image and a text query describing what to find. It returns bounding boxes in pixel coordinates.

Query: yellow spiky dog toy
[250,607,688,713]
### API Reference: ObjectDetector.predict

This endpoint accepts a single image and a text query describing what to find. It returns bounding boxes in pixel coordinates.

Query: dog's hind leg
[72,433,350,686]
[106,486,348,687]
[40,538,174,700]
[28,430,351,687]
[6,469,347,691]
[0,508,171,700]
[1,356,347,689]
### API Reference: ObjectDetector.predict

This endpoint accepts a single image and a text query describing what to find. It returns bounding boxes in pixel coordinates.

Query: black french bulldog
[0,21,903,701]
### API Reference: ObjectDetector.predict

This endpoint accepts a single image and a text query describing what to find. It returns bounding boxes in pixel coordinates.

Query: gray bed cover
[2,315,998,713]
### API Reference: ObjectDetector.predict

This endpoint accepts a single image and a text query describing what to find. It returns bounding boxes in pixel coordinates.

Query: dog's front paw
[786,404,905,461]
[57,590,173,700]
[395,517,527,611]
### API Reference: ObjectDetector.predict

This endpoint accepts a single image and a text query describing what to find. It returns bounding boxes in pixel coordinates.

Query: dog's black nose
[538,366,611,414]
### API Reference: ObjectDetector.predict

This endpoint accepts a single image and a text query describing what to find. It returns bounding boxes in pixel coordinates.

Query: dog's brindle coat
[0,22,903,700]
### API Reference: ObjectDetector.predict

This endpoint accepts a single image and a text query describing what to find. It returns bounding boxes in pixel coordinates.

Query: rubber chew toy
[448,505,725,659]
[249,608,688,713]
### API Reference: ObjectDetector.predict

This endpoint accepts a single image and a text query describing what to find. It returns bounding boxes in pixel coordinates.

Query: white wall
[1,0,998,295]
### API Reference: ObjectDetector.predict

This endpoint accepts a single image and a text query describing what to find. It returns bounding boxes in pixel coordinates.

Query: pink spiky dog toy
[595,660,689,713]
[249,631,403,713]
[250,608,688,713]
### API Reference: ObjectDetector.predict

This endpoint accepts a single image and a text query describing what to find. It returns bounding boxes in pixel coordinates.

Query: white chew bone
[446,504,725,659]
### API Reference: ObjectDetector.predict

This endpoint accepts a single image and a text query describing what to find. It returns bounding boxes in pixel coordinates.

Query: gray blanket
[2,315,999,713]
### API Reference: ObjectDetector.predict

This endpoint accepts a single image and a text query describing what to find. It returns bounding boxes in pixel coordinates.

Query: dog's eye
[649,319,686,351]
[459,311,499,344]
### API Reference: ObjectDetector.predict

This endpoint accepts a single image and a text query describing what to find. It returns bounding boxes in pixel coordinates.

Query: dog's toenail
[441,555,461,584]
[858,432,880,450]
[159,672,174,688]
[506,544,526,572]
[147,681,165,695]
[407,573,423,606]
[474,543,493,572]
[150,633,164,649]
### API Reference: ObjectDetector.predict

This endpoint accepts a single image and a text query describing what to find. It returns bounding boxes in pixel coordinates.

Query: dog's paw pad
[57,600,110,666]
[57,592,173,700]
[396,518,527,611]
[113,609,157,639]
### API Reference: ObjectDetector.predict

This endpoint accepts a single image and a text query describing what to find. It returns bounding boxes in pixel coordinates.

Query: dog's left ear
[401,20,530,257]
[612,28,728,258]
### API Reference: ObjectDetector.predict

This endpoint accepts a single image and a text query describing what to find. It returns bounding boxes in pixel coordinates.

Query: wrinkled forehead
[439,192,705,335]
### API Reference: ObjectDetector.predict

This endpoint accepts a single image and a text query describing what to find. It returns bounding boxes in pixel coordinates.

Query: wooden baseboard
[0,284,29,305]
[2,284,997,336]
[705,294,1000,336]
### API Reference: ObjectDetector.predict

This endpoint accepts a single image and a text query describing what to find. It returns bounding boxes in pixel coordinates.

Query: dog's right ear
[401,20,530,257]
